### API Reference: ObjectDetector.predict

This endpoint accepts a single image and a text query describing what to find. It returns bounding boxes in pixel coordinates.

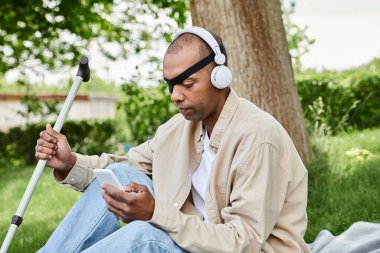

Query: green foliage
[0,74,123,97]
[0,0,189,73]
[297,78,357,135]
[63,120,119,155]
[142,0,189,40]
[297,59,380,135]
[0,119,118,165]
[119,82,176,144]
[350,74,380,128]
[17,95,60,123]
[281,0,315,72]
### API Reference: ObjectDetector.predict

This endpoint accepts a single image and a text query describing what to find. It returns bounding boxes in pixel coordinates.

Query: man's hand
[102,182,155,223]
[35,123,76,177]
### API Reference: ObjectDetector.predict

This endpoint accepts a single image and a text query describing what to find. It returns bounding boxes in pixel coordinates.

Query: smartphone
[93,169,123,190]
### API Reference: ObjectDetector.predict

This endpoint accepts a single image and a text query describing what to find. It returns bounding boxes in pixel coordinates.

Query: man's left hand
[101,182,155,223]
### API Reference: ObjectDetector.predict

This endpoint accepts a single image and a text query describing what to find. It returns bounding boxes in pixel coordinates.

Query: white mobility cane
[0,56,90,253]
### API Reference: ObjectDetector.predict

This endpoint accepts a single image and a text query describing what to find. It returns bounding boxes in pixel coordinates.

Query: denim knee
[80,220,186,253]
[125,221,186,253]
[105,163,143,180]
[126,221,165,241]
[105,163,136,173]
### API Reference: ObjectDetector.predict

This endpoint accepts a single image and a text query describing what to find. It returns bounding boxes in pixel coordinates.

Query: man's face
[163,42,225,125]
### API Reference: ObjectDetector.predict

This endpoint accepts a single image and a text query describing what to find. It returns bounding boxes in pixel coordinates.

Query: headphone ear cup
[211,65,232,89]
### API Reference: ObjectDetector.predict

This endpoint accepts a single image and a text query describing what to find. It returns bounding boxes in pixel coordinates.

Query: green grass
[305,128,380,242]
[1,129,380,251]
[0,165,80,252]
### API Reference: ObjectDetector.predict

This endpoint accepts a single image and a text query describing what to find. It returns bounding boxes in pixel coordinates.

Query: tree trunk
[190,0,310,162]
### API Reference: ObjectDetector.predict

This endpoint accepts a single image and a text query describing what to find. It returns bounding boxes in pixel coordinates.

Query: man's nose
[171,85,184,103]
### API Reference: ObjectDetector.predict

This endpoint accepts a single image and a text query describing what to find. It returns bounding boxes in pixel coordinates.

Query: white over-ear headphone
[172,26,232,89]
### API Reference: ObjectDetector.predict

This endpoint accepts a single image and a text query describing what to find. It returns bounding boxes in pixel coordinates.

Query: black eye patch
[164,53,214,93]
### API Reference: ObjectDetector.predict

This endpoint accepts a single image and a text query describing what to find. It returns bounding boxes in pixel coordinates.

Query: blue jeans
[38,163,188,253]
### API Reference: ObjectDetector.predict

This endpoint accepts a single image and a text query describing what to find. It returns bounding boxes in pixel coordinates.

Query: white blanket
[309,222,380,253]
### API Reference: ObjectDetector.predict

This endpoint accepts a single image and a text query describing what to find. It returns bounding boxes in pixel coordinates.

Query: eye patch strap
[164,53,214,93]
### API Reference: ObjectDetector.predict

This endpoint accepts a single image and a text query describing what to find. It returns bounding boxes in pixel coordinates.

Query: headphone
[172,26,232,89]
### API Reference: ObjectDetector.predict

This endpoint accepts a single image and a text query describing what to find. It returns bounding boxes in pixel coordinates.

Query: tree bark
[190,0,310,162]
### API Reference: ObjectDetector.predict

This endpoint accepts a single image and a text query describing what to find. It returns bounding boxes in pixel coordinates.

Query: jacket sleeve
[54,137,156,191]
[149,142,290,253]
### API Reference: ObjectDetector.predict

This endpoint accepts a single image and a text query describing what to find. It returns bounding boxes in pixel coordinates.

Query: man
[35,26,310,253]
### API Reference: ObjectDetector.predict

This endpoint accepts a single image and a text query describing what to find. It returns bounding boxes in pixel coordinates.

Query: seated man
[35,26,310,253]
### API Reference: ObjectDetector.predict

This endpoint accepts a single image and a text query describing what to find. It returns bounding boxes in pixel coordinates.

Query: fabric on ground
[309,221,380,253]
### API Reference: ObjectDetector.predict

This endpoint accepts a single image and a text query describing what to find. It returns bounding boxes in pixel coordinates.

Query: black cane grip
[76,56,90,82]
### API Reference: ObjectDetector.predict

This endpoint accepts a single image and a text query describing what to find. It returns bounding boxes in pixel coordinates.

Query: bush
[119,82,176,144]
[349,74,380,128]
[0,119,119,165]
[297,71,380,134]
[297,78,357,135]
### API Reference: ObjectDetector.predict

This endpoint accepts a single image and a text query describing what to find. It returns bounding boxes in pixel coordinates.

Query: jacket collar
[193,88,240,153]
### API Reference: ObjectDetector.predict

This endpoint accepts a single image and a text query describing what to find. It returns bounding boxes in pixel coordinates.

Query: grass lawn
[0,166,80,252]
[1,128,380,251]
[305,128,380,242]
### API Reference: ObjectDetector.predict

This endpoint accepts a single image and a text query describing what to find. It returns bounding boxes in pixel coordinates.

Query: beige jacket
[57,89,311,253]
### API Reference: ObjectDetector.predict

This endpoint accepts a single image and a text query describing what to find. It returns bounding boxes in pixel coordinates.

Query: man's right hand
[35,123,76,177]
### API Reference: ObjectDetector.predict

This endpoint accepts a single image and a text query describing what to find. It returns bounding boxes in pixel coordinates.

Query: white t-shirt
[191,130,216,221]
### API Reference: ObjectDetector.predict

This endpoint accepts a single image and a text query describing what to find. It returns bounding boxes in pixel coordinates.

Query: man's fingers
[102,184,134,205]
[124,182,147,193]
[46,123,57,136]
[105,203,129,223]
[36,145,56,156]
[102,189,130,211]
[35,151,53,160]
[46,123,64,140]
[102,182,155,222]
[37,139,57,151]
[103,192,135,223]
[102,183,124,196]
[40,130,57,144]
[35,138,56,160]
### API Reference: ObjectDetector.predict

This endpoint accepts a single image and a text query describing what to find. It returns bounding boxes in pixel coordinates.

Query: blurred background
[0,0,379,251]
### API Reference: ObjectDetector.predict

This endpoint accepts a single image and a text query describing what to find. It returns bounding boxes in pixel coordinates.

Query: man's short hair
[166,31,227,65]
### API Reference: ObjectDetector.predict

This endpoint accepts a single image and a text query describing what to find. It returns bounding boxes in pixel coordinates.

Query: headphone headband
[173,26,226,65]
